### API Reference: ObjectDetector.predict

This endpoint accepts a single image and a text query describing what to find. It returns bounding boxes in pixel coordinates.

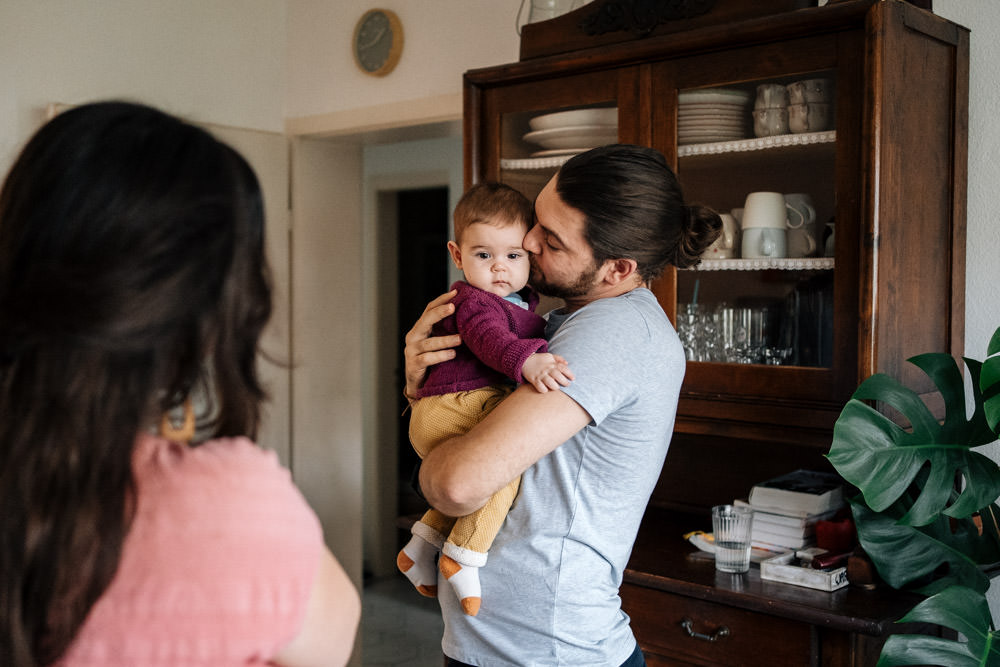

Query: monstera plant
[826,325,1000,666]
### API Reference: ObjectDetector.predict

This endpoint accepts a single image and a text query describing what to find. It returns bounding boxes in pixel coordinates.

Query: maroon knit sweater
[416,281,547,398]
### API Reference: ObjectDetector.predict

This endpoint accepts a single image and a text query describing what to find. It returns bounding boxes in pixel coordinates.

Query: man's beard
[528,256,600,300]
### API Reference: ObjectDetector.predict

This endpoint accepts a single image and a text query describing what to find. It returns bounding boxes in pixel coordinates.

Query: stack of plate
[523,108,618,158]
[678,89,751,145]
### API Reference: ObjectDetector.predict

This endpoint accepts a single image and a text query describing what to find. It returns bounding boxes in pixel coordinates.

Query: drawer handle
[680,617,730,643]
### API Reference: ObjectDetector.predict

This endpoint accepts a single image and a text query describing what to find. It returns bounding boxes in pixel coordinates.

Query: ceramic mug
[702,213,738,259]
[784,193,818,258]
[754,83,788,110]
[741,192,790,229]
[787,78,832,105]
[783,193,816,229]
[742,227,787,259]
[788,103,830,133]
[753,108,789,137]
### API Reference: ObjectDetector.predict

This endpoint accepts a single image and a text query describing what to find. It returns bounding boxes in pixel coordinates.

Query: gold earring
[160,399,195,444]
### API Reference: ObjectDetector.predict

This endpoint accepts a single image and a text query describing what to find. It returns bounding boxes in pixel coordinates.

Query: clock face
[354,10,402,76]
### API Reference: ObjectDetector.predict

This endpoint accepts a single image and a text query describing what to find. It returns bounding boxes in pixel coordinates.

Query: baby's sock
[440,543,488,616]
[397,523,443,597]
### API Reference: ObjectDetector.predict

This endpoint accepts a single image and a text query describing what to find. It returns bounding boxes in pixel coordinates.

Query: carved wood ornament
[580,0,718,38]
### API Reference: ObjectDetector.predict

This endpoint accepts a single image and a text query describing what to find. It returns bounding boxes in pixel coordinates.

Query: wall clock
[353,9,403,77]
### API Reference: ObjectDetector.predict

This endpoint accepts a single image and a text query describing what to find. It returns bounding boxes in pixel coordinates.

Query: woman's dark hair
[556,144,722,280]
[0,101,272,666]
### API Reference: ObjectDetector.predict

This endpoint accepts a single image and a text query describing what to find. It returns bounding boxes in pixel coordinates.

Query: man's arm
[419,382,592,516]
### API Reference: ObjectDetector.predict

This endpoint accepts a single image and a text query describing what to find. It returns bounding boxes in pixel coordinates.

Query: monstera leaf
[985,327,1000,435]
[828,351,1000,528]
[848,497,993,594]
[827,327,1000,664]
[876,586,1000,667]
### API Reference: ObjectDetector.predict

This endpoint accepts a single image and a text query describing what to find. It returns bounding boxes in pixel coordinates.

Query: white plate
[678,127,746,135]
[523,125,619,149]
[679,108,748,117]
[529,108,618,131]
[680,100,750,108]
[678,89,751,105]
[530,147,589,157]
[679,132,745,142]
[678,119,746,128]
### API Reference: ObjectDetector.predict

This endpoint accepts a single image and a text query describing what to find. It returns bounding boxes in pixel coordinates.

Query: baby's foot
[397,534,438,597]
[439,555,481,616]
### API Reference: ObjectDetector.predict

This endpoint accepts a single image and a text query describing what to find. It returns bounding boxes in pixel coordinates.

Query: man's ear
[599,258,639,286]
[447,240,463,269]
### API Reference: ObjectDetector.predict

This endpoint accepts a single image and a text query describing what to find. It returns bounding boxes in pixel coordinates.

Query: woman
[0,102,359,667]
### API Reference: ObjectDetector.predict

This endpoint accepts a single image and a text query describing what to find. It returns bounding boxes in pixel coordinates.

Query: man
[404,144,721,666]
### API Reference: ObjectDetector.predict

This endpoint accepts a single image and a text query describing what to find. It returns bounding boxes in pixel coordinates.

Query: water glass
[712,504,754,573]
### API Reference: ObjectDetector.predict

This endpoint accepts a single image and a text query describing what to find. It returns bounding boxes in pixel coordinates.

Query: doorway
[394,187,450,527]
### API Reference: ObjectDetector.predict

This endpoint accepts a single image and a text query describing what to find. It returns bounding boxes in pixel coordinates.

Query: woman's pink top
[55,434,323,666]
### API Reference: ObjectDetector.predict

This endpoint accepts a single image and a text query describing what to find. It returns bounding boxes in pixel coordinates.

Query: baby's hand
[521,353,574,393]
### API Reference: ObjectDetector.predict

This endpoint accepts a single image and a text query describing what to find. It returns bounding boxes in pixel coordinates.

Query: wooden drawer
[622,583,815,667]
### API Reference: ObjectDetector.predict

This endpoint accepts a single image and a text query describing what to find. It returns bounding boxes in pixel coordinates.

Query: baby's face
[452,221,530,298]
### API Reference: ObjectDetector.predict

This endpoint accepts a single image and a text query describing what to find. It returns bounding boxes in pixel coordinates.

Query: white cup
[742,227,787,259]
[741,192,789,229]
[754,83,788,110]
[783,193,816,229]
[788,103,830,133]
[787,78,832,105]
[753,108,789,137]
[784,193,818,258]
[702,213,738,260]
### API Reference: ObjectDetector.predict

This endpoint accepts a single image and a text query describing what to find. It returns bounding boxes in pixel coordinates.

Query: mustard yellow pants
[409,385,519,556]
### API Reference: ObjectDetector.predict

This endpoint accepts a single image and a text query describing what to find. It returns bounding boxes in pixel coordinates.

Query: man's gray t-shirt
[440,287,685,666]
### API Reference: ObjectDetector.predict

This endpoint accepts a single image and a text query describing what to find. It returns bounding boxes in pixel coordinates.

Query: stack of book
[742,469,846,551]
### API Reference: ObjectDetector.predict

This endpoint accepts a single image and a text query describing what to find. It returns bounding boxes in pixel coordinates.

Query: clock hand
[358,25,387,50]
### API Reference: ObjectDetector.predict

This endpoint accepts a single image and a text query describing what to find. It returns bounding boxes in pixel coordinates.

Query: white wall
[0,1,286,168]
[285,0,522,118]
[934,1,1000,361]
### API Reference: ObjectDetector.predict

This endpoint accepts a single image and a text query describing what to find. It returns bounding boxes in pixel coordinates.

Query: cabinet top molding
[518,0,935,61]
[579,0,718,39]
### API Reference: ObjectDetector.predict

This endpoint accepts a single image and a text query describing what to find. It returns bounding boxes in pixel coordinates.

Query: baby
[397,181,573,616]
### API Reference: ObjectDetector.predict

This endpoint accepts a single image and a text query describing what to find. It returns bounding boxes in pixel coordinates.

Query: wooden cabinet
[464,1,967,664]
[464,0,967,507]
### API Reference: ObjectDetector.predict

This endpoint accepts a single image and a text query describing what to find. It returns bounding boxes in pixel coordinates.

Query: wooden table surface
[624,506,926,637]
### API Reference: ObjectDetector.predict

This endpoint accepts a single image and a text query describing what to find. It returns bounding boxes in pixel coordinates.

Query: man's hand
[403,290,461,398]
[521,353,574,393]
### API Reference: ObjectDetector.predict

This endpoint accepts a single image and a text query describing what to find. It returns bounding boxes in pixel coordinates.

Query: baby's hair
[453,182,532,243]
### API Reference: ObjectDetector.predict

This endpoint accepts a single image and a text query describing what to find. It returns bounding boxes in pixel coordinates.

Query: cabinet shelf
[500,131,836,171]
[500,155,573,170]
[690,257,834,271]
[677,130,835,158]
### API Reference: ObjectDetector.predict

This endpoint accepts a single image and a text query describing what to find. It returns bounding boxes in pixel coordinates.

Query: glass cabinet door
[650,31,862,417]
[473,67,639,202]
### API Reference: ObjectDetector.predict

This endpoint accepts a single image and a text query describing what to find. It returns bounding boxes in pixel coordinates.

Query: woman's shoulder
[62,435,324,665]
[133,433,319,534]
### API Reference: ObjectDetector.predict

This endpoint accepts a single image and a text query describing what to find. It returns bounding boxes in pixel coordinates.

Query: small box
[760,552,848,592]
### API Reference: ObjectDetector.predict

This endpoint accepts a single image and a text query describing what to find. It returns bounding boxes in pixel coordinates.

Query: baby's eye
[507,252,523,261]
[475,251,491,260]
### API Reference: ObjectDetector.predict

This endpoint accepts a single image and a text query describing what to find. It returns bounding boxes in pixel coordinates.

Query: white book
[748,469,845,515]
[735,499,841,527]
[752,528,815,550]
